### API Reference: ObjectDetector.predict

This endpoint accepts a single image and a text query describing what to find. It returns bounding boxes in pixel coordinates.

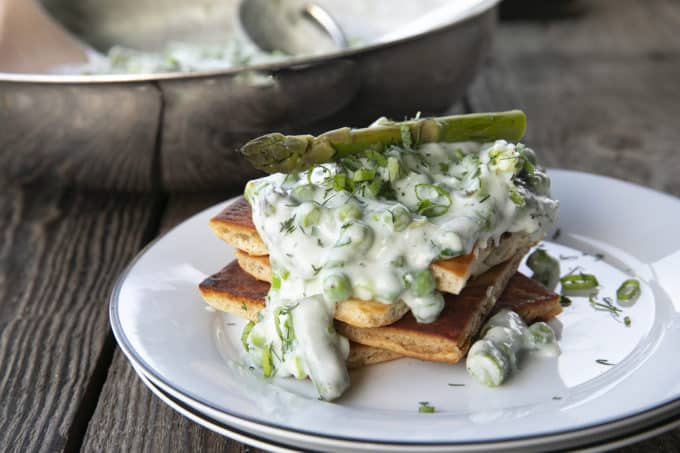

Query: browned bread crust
[210,197,536,295]
[198,247,561,365]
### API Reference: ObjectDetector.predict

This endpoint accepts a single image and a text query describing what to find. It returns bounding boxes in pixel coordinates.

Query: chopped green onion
[509,186,526,207]
[241,321,255,352]
[332,173,348,191]
[365,149,387,166]
[624,316,632,327]
[418,401,435,413]
[560,273,599,291]
[341,157,362,171]
[387,157,401,182]
[616,279,641,302]
[262,344,274,377]
[527,249,560,290]
[271,274,281,290]
[415,184,452,217]
[274,307,285,342]
[400,124,413,149]
[294,356,306,379]
[367,179,383,197]
[353,168,376,182]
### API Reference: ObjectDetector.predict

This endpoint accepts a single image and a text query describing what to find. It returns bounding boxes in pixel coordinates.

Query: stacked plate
[110,170,680,452]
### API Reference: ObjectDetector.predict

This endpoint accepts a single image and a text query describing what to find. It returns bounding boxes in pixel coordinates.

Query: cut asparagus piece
[241,110,527,174]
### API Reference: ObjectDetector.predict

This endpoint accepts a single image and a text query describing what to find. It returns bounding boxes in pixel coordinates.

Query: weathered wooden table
[2,1,679,451]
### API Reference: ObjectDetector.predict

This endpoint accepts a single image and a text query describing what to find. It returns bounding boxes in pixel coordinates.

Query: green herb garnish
[400,124,413,149]
[262,344,274,377]
[560,295,572,307]
[353,168,376,183]
[241,321,255,352]
[589,294,622,317]
[596,359,616,366]
[418,401,435,413]
[415,183,452,217]
[560,273,599,291]
[279,216,296,234]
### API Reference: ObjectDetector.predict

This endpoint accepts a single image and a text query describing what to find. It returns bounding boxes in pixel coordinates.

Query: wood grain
[80,192,263,453]
[0,184,161,452]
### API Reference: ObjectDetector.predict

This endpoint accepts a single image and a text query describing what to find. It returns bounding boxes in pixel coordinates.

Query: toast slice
[199,253,561,365]
[336,252,526,363]
[200,259,409,328]
[338,265,562,363]
[198,260,401,368]
[232,248,409,327]
[210,197,536,295]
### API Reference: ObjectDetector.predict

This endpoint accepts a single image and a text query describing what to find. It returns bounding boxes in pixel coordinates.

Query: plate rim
[133,354,680,453]
[110,168,680,448]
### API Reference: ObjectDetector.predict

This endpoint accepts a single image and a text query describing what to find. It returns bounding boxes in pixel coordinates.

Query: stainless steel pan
[0,0,499,191]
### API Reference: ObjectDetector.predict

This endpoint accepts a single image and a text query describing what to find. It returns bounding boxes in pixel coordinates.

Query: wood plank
[0,184,161,452]
[81,192,263,453]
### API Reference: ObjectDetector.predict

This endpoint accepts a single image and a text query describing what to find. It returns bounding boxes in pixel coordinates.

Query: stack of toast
[199,197,562,369]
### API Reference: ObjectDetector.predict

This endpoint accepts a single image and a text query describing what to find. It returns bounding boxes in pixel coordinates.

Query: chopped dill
[279,216,296,234]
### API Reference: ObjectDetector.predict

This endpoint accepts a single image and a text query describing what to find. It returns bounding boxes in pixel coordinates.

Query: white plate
[132,361,680,453]
[110,169,680,450]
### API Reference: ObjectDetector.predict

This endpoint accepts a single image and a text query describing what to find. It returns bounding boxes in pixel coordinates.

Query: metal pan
[0,0,499,191]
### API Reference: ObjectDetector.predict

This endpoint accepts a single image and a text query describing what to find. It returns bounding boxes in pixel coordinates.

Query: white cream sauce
[243,140,558,400]
[466,309,560,387]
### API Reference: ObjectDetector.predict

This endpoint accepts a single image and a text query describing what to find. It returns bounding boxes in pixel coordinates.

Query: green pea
[389,205,411,232]
[296,202,321,229]
[337,202,362,222]
[291,184,317,202]
[335,223,374,251]
[529,322,556,345]
[323,273,353,303]
[405,270,436,297]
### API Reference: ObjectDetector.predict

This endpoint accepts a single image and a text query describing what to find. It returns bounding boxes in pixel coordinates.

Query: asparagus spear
[241,110,527,174]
